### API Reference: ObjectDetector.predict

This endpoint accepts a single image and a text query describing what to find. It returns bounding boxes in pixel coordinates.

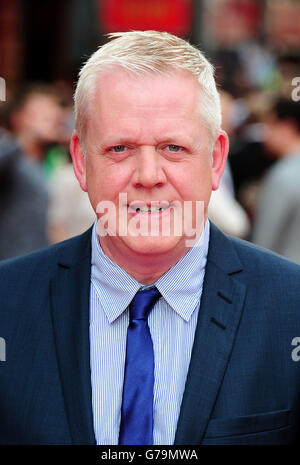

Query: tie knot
[129,287,161,321]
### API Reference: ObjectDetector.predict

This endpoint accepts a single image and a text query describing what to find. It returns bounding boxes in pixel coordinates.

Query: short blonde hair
[74,30,221,148]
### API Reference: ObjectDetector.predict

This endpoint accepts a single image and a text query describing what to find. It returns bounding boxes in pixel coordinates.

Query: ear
[211,130,229,191]
[70,131,87,192]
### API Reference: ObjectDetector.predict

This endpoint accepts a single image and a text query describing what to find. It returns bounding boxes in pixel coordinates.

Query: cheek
[170,162,212,200]
[86,160,131,201]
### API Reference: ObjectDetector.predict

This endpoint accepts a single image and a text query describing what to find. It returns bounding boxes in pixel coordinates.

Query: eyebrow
[98,134,194,148]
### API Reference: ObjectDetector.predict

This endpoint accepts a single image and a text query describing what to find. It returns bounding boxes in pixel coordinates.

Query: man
[0,31,300,445]
[252,99,300,264]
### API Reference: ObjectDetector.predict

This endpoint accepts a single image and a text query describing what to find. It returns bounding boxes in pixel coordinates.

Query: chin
[122,234,185,257]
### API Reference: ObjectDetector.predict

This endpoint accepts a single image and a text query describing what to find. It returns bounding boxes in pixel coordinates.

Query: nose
[132,146,166,189]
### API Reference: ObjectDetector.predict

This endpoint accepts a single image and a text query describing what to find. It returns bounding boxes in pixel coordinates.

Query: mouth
[128,201,172,214]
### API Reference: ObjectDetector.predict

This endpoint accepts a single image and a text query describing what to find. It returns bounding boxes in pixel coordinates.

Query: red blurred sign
[99,0,193,36]
[266,0,300,49]
[207,0,262,46]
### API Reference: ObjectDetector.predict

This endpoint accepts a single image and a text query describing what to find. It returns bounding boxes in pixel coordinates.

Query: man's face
[71,69,228,261]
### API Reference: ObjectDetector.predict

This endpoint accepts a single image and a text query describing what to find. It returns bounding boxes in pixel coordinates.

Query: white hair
[74,30,221,149]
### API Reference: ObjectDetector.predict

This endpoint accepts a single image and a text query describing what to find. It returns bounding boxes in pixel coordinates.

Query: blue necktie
[118,287,161,445]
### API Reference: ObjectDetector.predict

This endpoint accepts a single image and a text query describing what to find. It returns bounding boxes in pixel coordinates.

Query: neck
[99,237,191,285]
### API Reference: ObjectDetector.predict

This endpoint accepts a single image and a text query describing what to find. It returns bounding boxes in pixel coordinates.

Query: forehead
[88,68,203,136]
[102,67,197,99]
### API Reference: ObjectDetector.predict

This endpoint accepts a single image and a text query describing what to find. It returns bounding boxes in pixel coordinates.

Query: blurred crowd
[0,41,300,264]
[0,81,95,260]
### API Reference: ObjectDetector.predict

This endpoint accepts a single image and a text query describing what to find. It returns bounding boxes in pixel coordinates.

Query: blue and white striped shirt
[90,220,210,444]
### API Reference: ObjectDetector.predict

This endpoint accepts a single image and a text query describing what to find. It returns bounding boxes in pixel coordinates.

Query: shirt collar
[91,219,210,323]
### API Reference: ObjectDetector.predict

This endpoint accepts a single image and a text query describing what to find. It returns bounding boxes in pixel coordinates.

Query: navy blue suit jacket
[1,224,300,444]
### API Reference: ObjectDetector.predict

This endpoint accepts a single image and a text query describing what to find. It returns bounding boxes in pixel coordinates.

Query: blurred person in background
[208,90,250,238]
[252,99,300,264]
[44,81,96,242]
[0,129,49,260]
[47,161,95,243]
[5,83,95,243]
[228,91,274,223]
[7,84,70,178]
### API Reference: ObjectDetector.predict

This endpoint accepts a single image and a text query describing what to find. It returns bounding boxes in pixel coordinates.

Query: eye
[111,145,127,153]
[166,144,182,152]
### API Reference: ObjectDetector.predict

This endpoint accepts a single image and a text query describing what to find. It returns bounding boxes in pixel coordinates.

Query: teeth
[137,207,163,213]
[129,205,168,213]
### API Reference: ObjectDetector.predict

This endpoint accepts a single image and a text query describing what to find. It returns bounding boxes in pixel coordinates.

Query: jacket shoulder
[228,234,300,287]
[0,227,92,279]
[209,223,300,283]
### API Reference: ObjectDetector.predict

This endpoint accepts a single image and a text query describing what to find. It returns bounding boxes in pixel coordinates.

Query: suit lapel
[174,225,246,445]
[50,228,96,445]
